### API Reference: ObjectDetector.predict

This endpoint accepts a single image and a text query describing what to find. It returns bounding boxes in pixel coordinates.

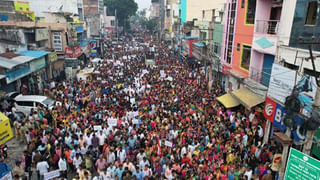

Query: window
[16,101,34,107]
[202,10,205,19]
[111,20,115,26]
[200,32,207,41]
[214,42,220,55]
[241,0,245,8]
[240,45,251,70]
[52,32,62,51]
[305,1,318,25]
[237,43,240,51]
[246,0,256,24]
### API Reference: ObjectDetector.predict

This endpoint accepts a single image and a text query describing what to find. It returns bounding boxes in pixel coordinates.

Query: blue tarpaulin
[18,51,50,59]
[193,42,205,48]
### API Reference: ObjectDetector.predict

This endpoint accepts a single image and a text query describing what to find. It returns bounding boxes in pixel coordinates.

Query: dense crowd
[7,34,281,180]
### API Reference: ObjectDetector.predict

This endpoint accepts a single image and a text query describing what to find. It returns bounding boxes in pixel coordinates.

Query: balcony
[255,20,279,35]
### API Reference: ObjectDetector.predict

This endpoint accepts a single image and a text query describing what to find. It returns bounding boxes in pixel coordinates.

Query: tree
[104,0,138,30]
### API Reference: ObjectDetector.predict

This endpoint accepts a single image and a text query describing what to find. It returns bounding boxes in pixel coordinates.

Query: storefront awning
[0,57,21,69]
[231,88,265,109]
[217,93,240,108]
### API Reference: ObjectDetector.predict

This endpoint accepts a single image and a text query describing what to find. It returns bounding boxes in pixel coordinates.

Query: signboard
[94,125,102,131]
[65,47,74,57]
[75,46,82,58]
[35,28,49,41]
[44,170,60,180]
[64,58,78,68]
[164,140,173,147]
[5,65,30,84]
[30,57,46,72]
[267,64,297,104]
[48,52,58,63]
[284,148,320,180]
[108,119,117,126]
[264,97,306,142]
[267,64,317,117]
[264,97,277,122]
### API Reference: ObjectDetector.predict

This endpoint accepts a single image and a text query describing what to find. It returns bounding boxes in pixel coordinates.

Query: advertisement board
[267,64,317,118]
[30,57,46,72]
[35,28,49,41]
[284,148,320,180]
[264,97,306,142]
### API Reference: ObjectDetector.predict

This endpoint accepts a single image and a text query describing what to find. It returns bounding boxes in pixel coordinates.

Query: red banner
[75,46,82,58]
[264,97,277,122]
[65,47,74,57]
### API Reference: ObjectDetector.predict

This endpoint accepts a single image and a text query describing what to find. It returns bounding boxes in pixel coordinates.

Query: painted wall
[290,0,320,51]
[213,23,223,57]
[186,0,225,22]
[232,0,255,78]
[255,0,272,21]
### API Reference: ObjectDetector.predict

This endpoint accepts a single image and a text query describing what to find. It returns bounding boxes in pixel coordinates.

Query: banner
[264,97,277,122]
[284,148,320,180]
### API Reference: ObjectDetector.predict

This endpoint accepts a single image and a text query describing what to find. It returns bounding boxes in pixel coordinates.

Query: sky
[135,0,151,10]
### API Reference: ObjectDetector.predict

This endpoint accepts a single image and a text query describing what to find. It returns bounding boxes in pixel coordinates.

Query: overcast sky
[135,0,151,10]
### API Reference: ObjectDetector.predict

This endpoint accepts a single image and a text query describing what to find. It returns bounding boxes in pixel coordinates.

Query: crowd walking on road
[6,33,281,180]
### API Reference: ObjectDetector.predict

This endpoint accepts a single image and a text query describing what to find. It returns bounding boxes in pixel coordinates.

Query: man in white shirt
[97,130,106,151]
[58,156,68,179]
[139,157,150,171]
[36,159,49,180]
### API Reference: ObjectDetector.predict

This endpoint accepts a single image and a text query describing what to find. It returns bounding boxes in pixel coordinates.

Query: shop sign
[284,148,320,180]
[5,65,30,84]
[264,97,277,122]
[75,46,82,58]
[30,57,45,72]
[65,47,74,57]
[64,58,78,68]
[35,28,49,41]
[48,52,58,63]
[266,98,306,142]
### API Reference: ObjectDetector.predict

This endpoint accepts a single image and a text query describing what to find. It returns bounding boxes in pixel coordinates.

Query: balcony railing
[255,20,279,35]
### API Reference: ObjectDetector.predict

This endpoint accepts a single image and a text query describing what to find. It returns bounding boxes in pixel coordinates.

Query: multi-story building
[83,0,104,38]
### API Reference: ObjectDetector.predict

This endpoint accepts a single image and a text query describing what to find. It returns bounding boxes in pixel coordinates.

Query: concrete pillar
[263,120,271,144]
[279,143,290,180]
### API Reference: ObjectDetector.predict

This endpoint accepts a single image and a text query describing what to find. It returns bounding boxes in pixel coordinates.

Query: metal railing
[255,20,280,35]
[249,66,272,87]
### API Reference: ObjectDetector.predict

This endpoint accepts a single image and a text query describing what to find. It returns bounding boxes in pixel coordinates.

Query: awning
[0,57,21,69]
[231,88,265,109]
[217,93,240,108]
[18,50,50,58]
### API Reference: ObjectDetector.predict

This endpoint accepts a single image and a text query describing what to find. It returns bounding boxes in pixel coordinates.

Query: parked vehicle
[14,95,61,116]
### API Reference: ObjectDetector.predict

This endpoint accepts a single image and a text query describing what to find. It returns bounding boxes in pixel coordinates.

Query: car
[14,95,61,116]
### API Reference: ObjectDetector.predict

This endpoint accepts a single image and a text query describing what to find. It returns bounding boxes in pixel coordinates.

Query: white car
[14,95,61,116]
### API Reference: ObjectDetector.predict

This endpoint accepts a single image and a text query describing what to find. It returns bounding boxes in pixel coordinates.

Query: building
[83,0,104,38]
[103,6,115,39]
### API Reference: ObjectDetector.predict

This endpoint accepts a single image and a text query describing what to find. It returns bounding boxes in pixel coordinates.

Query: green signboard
[284,148,320,180]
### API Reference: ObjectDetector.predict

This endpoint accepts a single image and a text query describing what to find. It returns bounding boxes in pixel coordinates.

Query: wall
[213,23,223,57]
[278,45,320,72]
[289,0,320,51]
[186,0,225,22]
[278,0,297,46]
[22,0,78,18]
[255,0,272,21]
[232,0,255,78]
[249,50,263,81]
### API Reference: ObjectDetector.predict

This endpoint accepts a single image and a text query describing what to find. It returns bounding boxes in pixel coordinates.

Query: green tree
[104,0,138,30]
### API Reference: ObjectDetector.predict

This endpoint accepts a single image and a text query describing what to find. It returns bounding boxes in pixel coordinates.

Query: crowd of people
[7,33,281,180]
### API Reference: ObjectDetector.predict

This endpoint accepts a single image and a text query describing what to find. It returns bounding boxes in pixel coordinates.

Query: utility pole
[159,0,165,41]
[115,9,118,44]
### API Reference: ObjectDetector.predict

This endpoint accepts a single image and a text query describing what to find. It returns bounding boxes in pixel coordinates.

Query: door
[261,54,274,87]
